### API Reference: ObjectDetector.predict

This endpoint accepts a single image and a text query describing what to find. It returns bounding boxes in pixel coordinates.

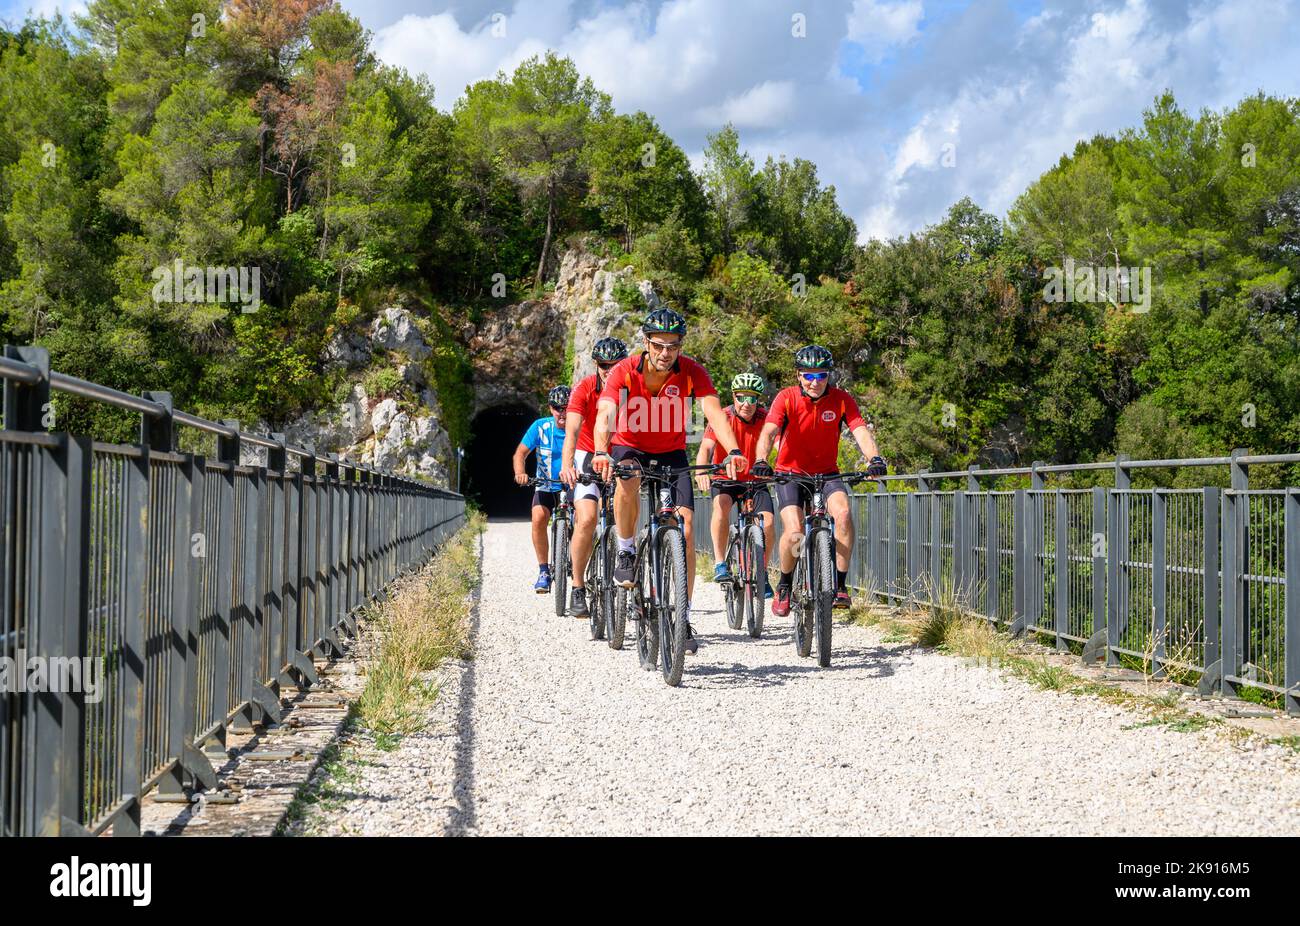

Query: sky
[5,0,1299,242]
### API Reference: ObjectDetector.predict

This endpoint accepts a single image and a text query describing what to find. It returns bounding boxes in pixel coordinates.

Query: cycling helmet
[592,337,629,363]
[794,344,834,371]
[731,371,766,395]
[548,384,571,408]
[641,308,687,338]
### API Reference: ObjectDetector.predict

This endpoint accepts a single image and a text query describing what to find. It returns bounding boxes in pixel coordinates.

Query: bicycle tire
[586,531,605,640]
[792,544,813,658]
[744,524,766,639]
[723,530,743,630]
[656,527,690,687]
[634,532,658,670]
[813,528,835,667]
[553,515,569,617]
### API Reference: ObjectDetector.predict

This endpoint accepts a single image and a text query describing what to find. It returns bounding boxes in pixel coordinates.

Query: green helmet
[731,371,766,395]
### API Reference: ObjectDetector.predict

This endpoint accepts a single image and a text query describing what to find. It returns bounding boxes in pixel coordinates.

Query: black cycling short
[774,474,849,512]
[532,486,573,510]
[609,445,694,510]
[710,482,774,515]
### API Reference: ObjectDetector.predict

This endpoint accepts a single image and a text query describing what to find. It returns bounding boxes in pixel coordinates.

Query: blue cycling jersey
[520,415,564,492]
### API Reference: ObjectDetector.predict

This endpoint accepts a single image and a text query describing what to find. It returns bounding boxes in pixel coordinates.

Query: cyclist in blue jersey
[513,385,572,592]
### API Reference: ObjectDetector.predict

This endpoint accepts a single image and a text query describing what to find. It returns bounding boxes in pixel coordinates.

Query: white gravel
[306,518,1300,836]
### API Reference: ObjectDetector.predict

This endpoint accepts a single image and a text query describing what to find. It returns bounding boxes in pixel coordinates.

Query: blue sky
[5,0,1300,241]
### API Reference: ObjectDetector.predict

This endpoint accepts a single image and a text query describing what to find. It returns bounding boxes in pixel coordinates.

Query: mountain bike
[615,459,722,687]
[711,477,776,639]
[524,477,572,615]
[772,471,875,667]
[576,472,626,649]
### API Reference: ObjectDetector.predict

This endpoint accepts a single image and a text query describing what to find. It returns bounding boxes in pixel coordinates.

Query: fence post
[1083,485,1107,664]
[1055,491,1068,651]
[1151,489,1167,678]
[1012,487,1026,636]
[985,492,997,622]
[908,471,927,603]
[265,436,287,690]
[10,345,88,836]
[208,420,239,753]
[115,427,151,836]
[1221,489,1240,697]
[953,488,966,607]
[1284,489,1299,715]
[1199,486,1221,695]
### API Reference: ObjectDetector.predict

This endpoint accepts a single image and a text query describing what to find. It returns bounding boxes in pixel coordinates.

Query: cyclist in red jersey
[590,309,748,654]
[694,371,776,597]
[751,345,886,615]
[558,336,629,619]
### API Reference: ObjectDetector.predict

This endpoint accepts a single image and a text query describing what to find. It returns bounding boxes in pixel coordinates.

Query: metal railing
[0,346,465,836]
[691,453,1298,715]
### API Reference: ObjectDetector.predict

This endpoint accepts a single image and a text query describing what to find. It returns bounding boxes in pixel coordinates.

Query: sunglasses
[799,371,829,382]
[597,362,617,372]
[646,338,682,353]
[734,393,759,405]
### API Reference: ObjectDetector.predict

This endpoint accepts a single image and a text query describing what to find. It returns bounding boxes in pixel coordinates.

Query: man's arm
[560,411,584,485]
[699,395,748,478]
[753,421,781,464]
[512,443,531,485]
[694,435,717,491]
[850,424,880,461]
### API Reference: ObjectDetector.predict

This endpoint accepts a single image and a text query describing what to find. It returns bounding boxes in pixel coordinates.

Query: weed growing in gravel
[358,512,484,736]
[1270,736,1300,753]
[1012,658,1071,691]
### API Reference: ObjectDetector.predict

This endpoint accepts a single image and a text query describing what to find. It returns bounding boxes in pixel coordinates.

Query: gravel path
[307,518,1300,836]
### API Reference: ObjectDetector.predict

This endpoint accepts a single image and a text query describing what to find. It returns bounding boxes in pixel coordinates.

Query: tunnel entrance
[463,403,542,519]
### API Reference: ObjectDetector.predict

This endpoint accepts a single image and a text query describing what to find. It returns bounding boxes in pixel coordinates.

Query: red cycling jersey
[566,372,601,453]
[704,404,768,482]
[598,352,716,454]
[766,385,866,474]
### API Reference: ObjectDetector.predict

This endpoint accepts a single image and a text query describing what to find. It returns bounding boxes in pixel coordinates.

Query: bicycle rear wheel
[656,527,690,687]
[813,528,835,667]
[744,524,765,639]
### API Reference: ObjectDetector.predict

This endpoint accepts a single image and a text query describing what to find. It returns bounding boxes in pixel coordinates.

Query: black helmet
[592,337,629,363]
[641,308,686,338]
[548,384,571,408]
[794,344,834,371]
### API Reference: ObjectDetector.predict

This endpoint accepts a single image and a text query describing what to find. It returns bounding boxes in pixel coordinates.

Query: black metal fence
[0,346,465,837]
[692,453,1298,715]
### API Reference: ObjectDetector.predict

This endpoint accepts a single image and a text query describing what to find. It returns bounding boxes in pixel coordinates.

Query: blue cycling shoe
[764,579,774,599]
[534,568,552,593]
[712,562,731,582]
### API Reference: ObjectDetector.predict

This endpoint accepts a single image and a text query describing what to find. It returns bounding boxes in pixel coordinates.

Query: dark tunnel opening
[463,403,543,519]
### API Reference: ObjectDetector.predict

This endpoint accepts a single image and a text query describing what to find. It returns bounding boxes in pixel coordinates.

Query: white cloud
[846,0,923,62]
[356,0,1300,243]
[694,80,798,129]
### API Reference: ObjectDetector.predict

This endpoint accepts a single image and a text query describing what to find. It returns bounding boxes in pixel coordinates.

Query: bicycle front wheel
[792,550,812,658]
[587,530,605,640]
[553,516,570,617]
[723,531,743,630]
[813,528,835,667]
[744,524,766,639]
[656,528,690,687]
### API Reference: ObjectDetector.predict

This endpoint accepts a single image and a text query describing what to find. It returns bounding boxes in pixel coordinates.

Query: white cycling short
[574,449,600,502]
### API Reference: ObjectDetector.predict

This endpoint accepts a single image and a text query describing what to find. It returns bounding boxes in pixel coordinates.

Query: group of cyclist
[511,307,887,656]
